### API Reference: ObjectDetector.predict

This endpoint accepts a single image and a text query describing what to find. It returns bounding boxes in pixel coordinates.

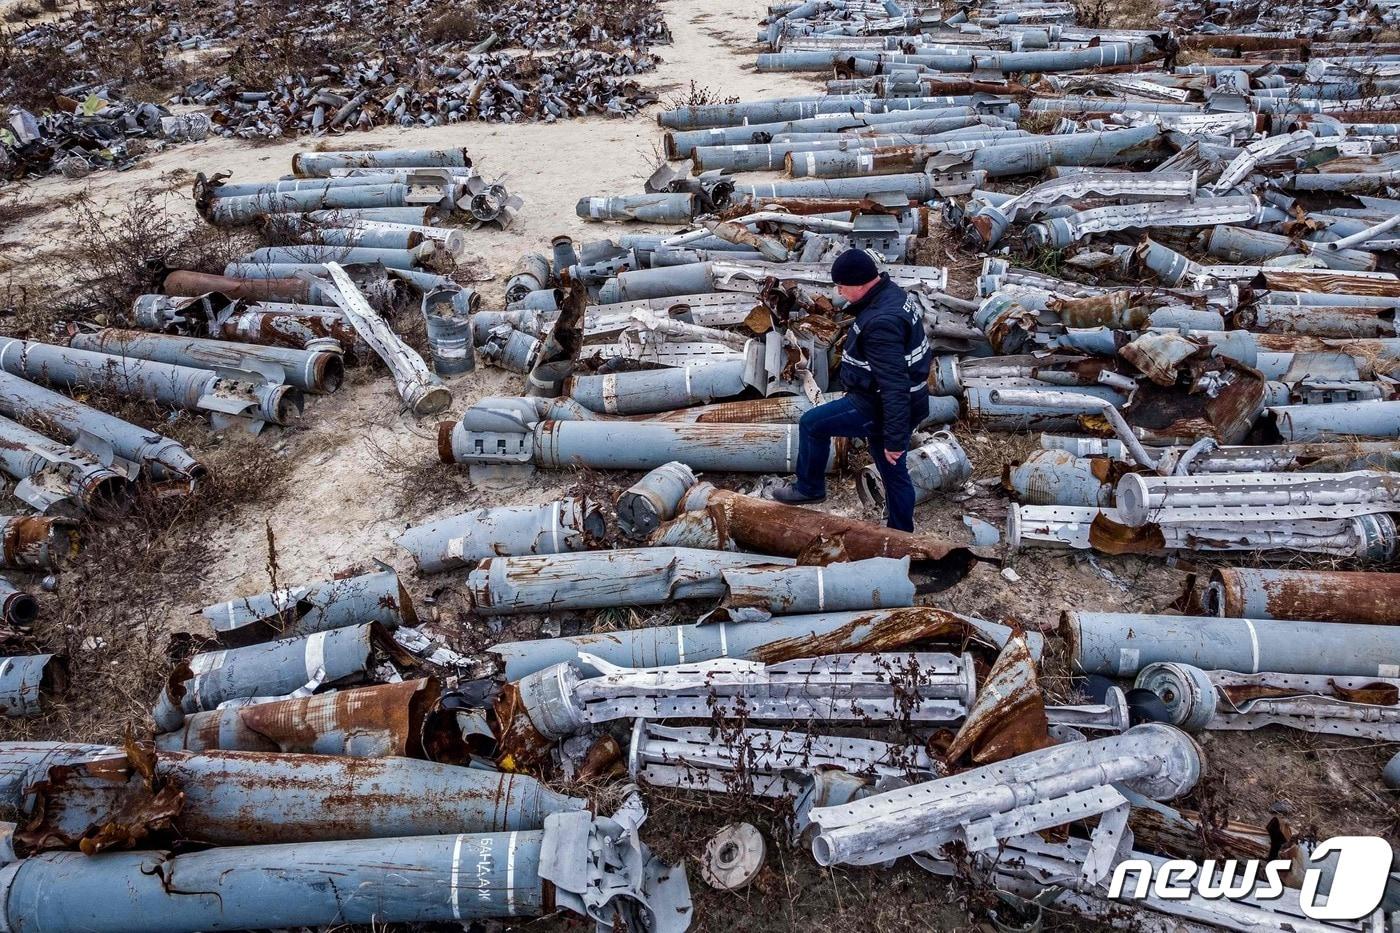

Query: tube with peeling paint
[0,337,300,433]
[468,547,791,615]
[0,809,691,933]
[0,655,64,717]
[0,515,71,571]
[67,329,344,395]
[200,569,416,647]
[398,498,606,574]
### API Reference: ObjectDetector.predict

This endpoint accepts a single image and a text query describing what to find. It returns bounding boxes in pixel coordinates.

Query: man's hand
[884,449,903,466]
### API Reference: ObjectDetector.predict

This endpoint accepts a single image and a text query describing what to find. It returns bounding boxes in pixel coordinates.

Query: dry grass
[19,192,257,327]
[664,80,741,109]
[0,430,297,745]
[1073,0,1162,29]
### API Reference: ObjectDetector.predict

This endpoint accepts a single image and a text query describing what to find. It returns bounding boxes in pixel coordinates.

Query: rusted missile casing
[674,484,978,573]
[17,748,586,850]
[1206,568,1400,626]
[218,307,367,359]
[162,270,317,304]
[153,678,469,761]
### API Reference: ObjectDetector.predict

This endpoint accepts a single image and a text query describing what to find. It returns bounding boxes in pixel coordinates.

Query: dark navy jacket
[838,273,931,452]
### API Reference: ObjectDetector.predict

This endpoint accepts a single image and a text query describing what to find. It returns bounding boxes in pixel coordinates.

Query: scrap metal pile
[400,0,1400,928]
[6,0,1400,929]
[0,148,516,666]
[0,0,668,177]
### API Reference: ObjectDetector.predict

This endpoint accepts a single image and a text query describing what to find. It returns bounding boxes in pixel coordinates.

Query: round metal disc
[1135,662,1217,732]
[701,823,765,891]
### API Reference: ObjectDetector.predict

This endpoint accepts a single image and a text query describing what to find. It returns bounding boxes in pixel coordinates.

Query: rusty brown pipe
[1207,567,1400,625]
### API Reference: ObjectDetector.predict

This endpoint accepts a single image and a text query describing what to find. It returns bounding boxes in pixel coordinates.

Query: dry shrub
[40,192,257,325]
[1,430,298,745]
[1074,0,1162,29]
[424,7,486,43]
[664,80,740,109]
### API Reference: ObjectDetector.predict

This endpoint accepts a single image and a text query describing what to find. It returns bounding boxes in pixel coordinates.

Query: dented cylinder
[616,462,699,539]
[720,556,915,615]
[200,569,416,647]
[857,431,971,509]
[397,498,606,574]
[67,328,344,395]
[422,287,475,376]
[1002,449,1112,507]
[468,547,791,615]
[1206,568,1400,625]
[568,362,748,415]
[0,655,65,717]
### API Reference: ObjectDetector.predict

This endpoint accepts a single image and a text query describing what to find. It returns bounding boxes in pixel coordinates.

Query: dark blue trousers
[792,395,916,532]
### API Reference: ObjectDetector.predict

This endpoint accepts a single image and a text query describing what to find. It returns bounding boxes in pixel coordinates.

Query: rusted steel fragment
[154,678,467,761]
[1251,270,1400,296]
[490,606,1034,682]
[16,747,585,853]
[1207,568,1400,625]
[161,270,315,303]
[201,569,417,647]
[943,632,1051,766]
[1124,789,1287,863]
[0,516,72,572]
[666,484,980,577]
[152,622,417,732]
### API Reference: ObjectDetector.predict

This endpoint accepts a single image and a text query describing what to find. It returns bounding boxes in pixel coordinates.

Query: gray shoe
[772,483,826,505]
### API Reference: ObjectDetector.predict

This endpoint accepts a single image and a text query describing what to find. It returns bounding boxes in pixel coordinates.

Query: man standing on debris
[774,248,931,531]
